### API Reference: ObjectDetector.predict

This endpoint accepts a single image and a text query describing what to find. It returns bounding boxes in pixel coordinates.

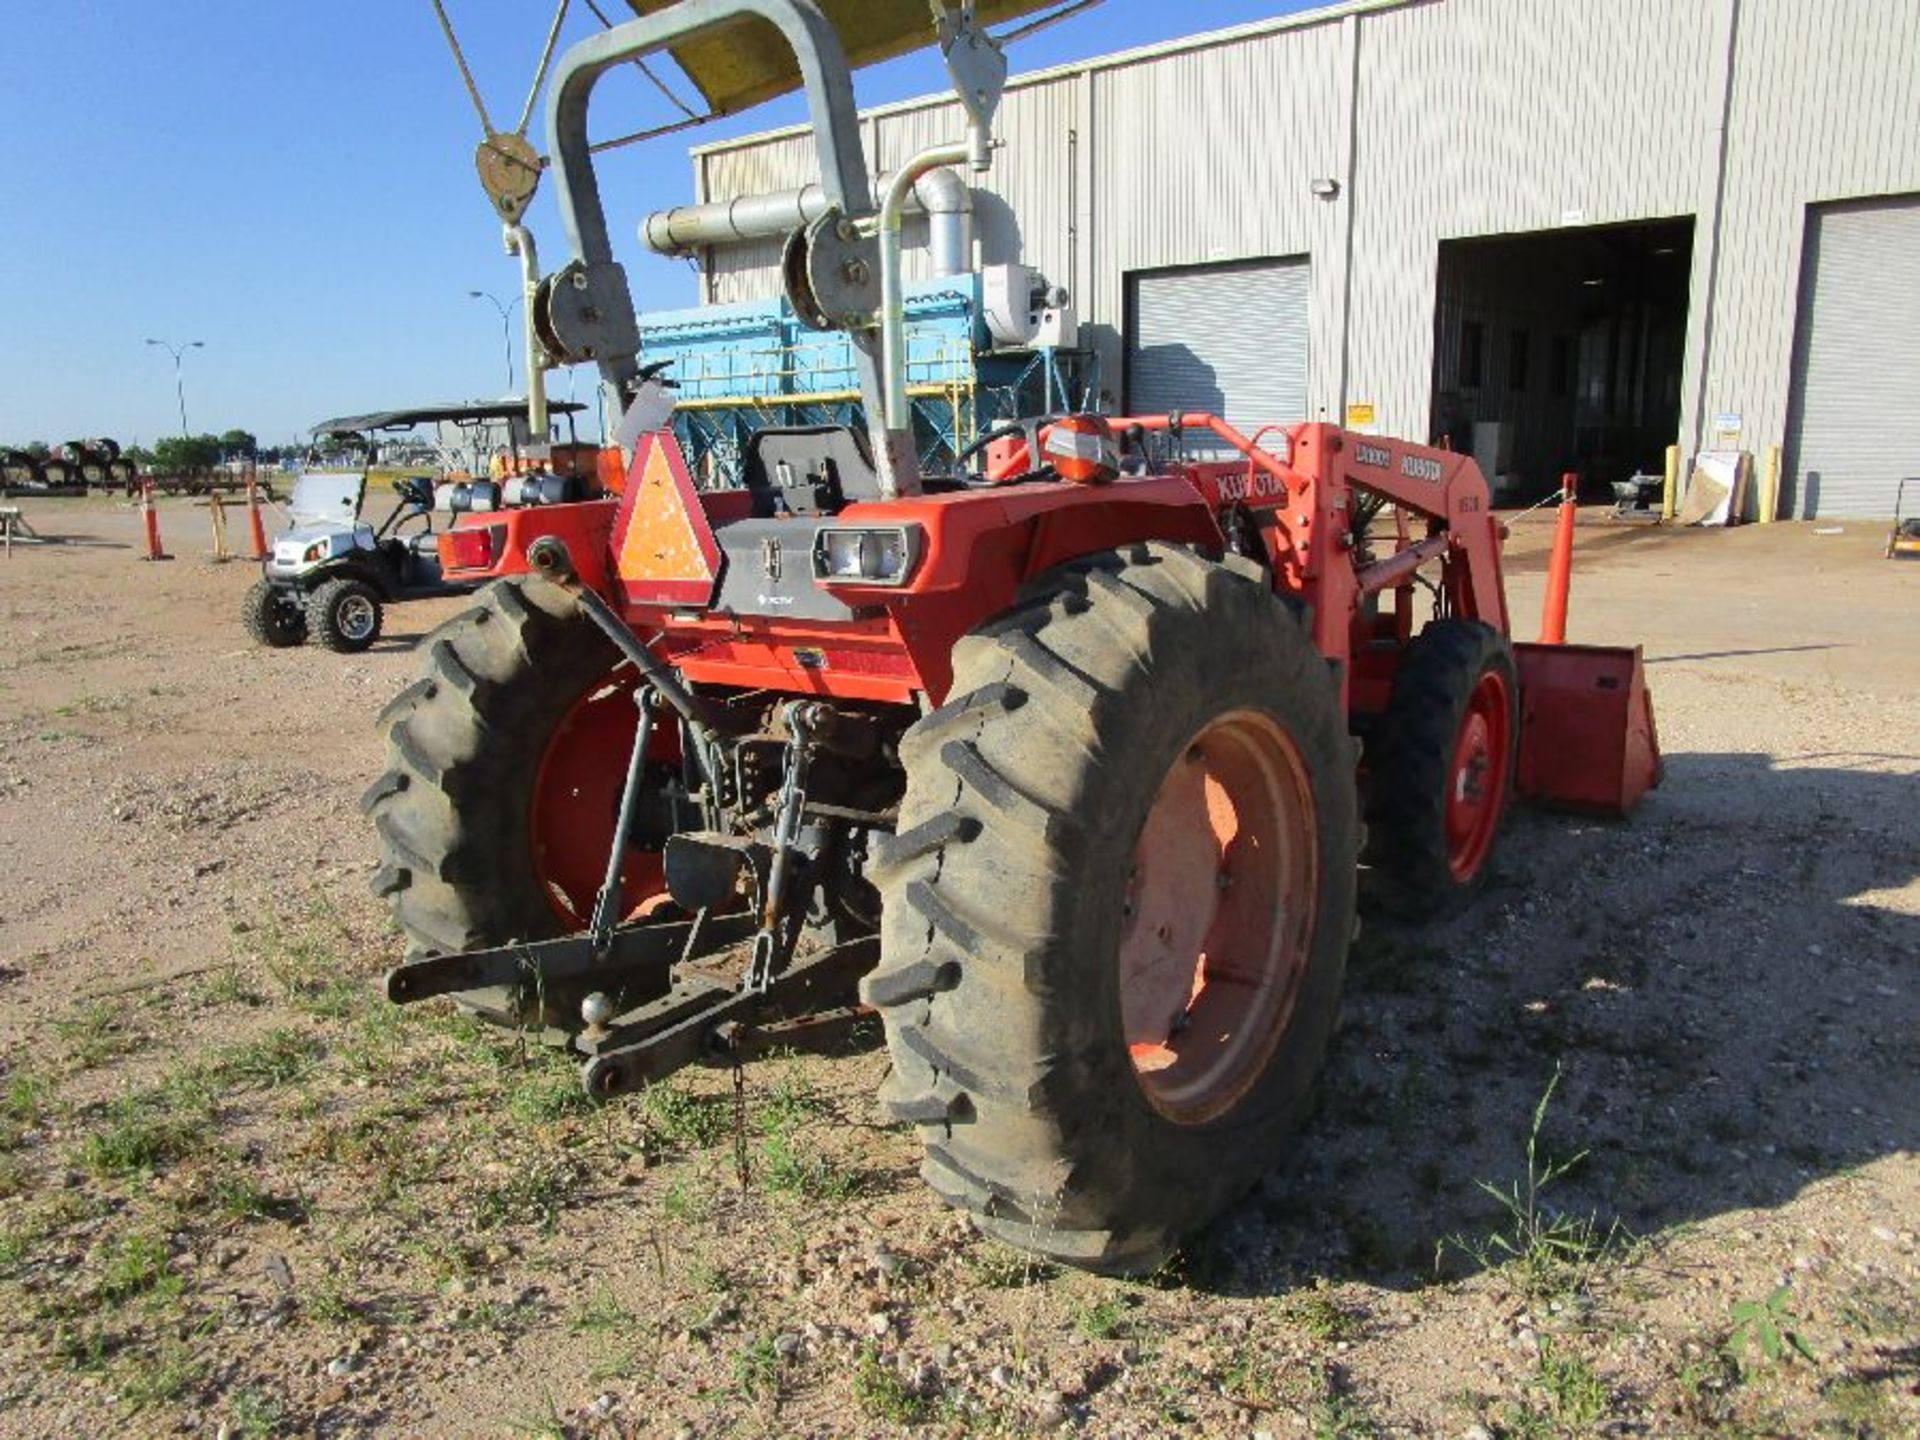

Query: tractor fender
[833,477,1226,701]
[443,498,619,594]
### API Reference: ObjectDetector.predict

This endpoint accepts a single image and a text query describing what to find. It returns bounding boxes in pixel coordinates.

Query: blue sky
[1,2,1305,447]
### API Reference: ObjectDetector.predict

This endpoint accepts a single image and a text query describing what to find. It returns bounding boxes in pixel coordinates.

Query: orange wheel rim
[1118,711,1319,1126]
[1444,670,1511,883]
[529,666,670,927]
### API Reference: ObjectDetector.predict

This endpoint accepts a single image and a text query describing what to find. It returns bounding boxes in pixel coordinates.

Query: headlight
[302,541,327,563]
[811,525,922,587]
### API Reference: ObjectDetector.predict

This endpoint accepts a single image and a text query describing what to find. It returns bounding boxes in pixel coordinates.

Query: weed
[453,1294,543,1333]
[1532,1336,1608,1429]
[687,1256,731,1295]
[570,1282,635,1334]
[759,1132,862,1202]
[303,1271,362,1328]
[508,1065,592,1126]
[1220,1343,1282,1409]
[733,1332,783,1402]
[504,1389,569,1438]
[223,1386,286,1438]
[0,1153,26,1199]
[211,1028,324,1090]
[1071,1291,1135,1341]
[472,1154,585,1231]
[1726,1283,1816,1370]
[1309,1392,1378,1439]
[49,1321,117,1373]
[4,1069,55,1125]
[80,1092,211,1178]
[756,1069,828,1135]
[964,1242,1059,1289]
[1277,1279,1361,1343]
[1438,1064,1623,1298]
[639,1083,727,1149]
[117,1340,203,1409]
[190,967,263,1010]
[52,999,147,1070]
[853,1343,928,1424]
[97,1232,181,1306]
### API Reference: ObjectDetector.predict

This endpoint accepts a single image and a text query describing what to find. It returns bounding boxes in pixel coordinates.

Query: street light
[144,338,205,435]
[467,290,514,395]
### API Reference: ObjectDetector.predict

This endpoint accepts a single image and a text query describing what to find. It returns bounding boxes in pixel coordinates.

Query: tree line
[0,430,295,472]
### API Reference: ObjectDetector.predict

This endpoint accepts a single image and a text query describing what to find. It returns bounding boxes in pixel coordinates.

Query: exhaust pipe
[642,168,974,277]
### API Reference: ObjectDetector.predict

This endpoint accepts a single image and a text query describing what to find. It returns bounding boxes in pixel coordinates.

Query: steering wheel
[953,416,1060,484]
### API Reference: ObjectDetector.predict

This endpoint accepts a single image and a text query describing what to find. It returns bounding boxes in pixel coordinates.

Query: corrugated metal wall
[1708,0,1920,512]
[689,0,1920,511]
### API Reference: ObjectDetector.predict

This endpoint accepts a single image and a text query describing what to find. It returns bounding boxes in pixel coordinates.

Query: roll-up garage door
[1785,194,1920,518]
[1126,258,1310,441]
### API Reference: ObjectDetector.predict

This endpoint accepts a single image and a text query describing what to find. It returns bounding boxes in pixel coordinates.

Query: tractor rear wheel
[362,575,668,1029]
[309,577,383,653]
[865,541,1358,1273]
[242,579,306,648]
[1363,619,1517,917]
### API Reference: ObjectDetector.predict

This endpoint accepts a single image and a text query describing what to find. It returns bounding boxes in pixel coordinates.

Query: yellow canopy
[624,0,1066,115]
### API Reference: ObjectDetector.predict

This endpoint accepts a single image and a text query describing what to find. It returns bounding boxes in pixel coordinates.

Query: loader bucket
[1512,643,1661,817]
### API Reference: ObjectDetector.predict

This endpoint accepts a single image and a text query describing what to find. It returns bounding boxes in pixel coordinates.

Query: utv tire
[362,575,629,1029]
[1362,619,1517,919]
[242,579,306,648]
[865,541,1359,1273]
[309,577,383,653]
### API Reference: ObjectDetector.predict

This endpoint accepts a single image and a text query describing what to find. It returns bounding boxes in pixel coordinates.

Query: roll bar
[540,0,1005,500]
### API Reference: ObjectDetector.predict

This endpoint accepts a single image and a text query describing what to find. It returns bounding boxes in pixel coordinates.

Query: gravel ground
[0,492,1914,1439]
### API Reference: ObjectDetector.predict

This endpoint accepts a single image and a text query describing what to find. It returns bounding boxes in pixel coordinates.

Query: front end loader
[367,0,1660,1272]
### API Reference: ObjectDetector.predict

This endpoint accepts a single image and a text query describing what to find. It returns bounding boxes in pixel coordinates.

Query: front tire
[1362,619,1518,918]
[864,542,1359,1273]
[242,579,306,648]
[309,577,382,653]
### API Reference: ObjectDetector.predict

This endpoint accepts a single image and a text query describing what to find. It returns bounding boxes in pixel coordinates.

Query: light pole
[145,338,205,435]
[467,291,514,395]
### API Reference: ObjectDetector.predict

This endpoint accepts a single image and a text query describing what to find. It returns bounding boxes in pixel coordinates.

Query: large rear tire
[864,542,1358,1273]
[1362,619,1517,918]
[362,576,666,1028]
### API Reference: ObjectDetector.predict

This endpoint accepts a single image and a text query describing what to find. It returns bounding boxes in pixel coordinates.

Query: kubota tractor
[367,0,1660,1272]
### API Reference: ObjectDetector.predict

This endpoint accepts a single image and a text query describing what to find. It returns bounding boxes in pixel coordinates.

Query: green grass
[638,1083,728,1149]
[472,1153,585,1232]
[758,1132,862,1202]
[97,1232,181,1306]
[52,999,148,1071]
[4,1069,56,1125]
[507,1064,593,1126]
[117,1340,203,1410]
[1309,1391,1378,1439]
[79,1092,212,1178]
[210,1027,324,1089]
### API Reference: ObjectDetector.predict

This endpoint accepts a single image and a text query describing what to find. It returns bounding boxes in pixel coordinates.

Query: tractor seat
[742,425,880,517]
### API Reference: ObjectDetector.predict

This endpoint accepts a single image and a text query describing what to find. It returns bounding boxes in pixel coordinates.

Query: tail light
[440,524,504,571]
[812,524,923,586]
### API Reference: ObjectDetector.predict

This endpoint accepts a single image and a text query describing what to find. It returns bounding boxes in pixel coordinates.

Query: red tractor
[370,0,1659,1272]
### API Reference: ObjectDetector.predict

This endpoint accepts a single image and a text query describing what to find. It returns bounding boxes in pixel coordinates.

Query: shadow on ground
[1198,751,1920,1295]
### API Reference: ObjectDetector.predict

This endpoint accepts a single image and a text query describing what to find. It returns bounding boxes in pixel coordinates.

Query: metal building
[674,0,1920,517]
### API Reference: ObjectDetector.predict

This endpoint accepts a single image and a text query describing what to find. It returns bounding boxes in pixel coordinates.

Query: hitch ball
[581,991,615,1030]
